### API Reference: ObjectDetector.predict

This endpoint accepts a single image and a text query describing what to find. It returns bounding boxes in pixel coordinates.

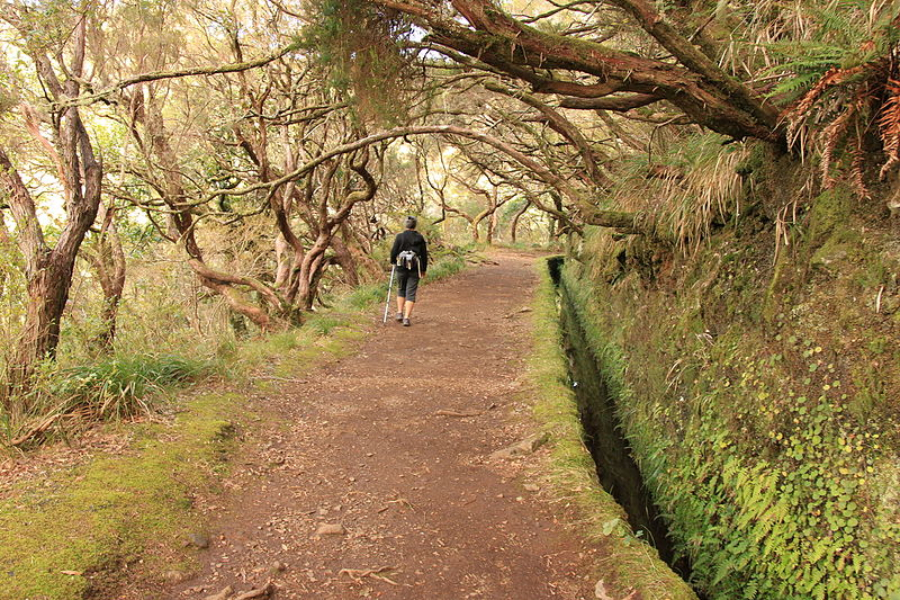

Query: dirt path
[137,252,595,599]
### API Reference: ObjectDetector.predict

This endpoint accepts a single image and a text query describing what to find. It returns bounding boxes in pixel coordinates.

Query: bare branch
[56,41,302,108]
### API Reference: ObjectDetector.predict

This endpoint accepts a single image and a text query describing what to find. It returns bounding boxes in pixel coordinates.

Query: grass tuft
[49,354,208,419]
[3,355,210,448]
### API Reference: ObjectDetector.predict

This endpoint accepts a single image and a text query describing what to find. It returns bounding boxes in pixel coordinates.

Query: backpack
[396,250,421,274]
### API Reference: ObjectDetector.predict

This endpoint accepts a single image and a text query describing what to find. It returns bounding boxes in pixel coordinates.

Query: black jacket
[390,230,428,274]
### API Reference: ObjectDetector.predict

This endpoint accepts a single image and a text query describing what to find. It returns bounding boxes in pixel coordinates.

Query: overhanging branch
[55,40,303,109]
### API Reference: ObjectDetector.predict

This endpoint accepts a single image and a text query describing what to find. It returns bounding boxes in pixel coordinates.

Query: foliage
[762,1,898,102]
[48,355,208,418]
[1,354,209,447]
[559,257,900,599]
[304,0,417,123]
[766,1,900,195]
[602,132,750,253]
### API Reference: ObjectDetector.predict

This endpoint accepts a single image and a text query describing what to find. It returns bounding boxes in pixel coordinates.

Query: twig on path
[203,586,233,600]
[339,566,399,585]
[435,409,484,418]
[234,580,275,599]
[377,497,415,513]
[253,375,309,383]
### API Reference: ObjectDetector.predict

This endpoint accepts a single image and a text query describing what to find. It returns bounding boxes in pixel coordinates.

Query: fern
[786,65,864,134]
[878,78,900,179]
[820,105,855,187]
[850,136,870,199]
[769,72,827,100]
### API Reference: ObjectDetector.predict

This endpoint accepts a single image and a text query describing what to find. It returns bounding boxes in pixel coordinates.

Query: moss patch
[0,392,239,600]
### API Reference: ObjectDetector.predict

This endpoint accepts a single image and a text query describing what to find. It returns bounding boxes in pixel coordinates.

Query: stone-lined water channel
[549,257,692,580]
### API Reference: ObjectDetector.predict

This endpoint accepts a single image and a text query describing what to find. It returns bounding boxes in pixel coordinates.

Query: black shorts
[397,270,420,302]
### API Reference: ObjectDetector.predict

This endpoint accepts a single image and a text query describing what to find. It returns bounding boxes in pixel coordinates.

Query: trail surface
[136,251,595,599]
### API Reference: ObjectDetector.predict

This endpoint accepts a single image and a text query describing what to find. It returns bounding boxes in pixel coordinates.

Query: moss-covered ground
[0,393,239,599]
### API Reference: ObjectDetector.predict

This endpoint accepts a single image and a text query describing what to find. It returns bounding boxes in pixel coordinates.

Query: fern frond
[820,105,855,187]
[787,65,865,133]
[850,135,870,199]
[769,72,825,100]
[878,78,900,179]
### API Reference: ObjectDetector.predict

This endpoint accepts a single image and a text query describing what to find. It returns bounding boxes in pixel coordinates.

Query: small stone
[315,523,345,537]
[270,561,287,574]
[594,580,613,600]
[186,532,210,549]
[527,432,551,452]
[490,433,551,460]
[163,570,186,583]
[524,483,541,492]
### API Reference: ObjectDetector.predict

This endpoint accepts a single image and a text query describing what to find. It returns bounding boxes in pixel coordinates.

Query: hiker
[390,216,428,327]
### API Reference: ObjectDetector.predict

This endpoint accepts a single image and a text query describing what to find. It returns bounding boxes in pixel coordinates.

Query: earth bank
[558,143,900,599]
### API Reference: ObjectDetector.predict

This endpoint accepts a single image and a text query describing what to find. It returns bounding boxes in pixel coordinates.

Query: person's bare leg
[403,300,415,319]
[396,296,406,320]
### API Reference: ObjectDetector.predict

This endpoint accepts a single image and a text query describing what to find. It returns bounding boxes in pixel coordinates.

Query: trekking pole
[382,265,396,324]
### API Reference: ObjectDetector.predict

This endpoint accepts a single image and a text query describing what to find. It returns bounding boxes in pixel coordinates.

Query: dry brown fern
[785,65,864,139]
[878,78,900,179]
[820,105,855,188]
[850,135,870,199]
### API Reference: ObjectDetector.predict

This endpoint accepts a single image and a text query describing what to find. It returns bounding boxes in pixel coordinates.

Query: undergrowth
[561,198,900,600]
[49,355,208,418]
[1,355,210,448]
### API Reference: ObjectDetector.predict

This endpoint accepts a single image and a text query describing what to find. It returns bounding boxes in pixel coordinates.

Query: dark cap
[404,216,417,229]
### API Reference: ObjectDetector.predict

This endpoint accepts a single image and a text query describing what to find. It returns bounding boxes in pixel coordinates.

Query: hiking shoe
[395,312,403,322]
[403,317,411,327]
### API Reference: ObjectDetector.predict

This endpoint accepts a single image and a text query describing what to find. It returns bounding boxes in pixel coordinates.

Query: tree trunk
[5,257,77,409]
[486,210,497,244]
[0,29,103,402]
[89,203,127,352]
[330,234,360,287]
[510,201,530,243]
[290,233,332,312]
[341,222,383,282]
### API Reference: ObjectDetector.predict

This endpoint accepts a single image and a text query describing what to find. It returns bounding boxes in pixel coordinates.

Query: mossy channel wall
[552,148,900,599]
[551,257,686,574]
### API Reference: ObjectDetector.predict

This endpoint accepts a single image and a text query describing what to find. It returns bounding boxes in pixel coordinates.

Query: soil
[124,251,598,600]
